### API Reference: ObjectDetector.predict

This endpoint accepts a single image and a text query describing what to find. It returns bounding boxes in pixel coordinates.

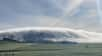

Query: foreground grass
[0,41,102,56]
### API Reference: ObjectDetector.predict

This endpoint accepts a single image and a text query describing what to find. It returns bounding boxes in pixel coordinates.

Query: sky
[0,0,101,32]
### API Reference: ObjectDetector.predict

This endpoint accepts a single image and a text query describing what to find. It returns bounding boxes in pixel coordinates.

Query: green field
[0,41,102,56]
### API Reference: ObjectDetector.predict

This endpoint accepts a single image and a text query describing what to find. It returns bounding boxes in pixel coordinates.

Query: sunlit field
[0,41,102,56]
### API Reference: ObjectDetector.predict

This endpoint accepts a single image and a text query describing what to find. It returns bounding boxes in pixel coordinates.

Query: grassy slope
[0,41,102,56]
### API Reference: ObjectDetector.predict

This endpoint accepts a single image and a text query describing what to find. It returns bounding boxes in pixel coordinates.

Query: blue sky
[0,0,101,31]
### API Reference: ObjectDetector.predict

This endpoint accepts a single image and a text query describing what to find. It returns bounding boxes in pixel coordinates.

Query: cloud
[61,0,84,17]
[0,0,101,32]
[96,0,102,24]
[0,23,14,30]
[14,16,68,27]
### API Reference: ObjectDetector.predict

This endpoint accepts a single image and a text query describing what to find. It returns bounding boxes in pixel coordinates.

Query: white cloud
[62,0,84,17]
[0,0,101,32]
[0,23,14,30]
[14,16,67,27]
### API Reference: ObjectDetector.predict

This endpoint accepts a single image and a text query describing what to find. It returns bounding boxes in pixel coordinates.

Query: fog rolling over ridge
[0,27,102,43]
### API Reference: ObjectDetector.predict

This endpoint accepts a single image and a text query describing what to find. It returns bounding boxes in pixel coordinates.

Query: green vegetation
[0,41,102,56]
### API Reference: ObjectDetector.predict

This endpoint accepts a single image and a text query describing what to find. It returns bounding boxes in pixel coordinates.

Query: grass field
[0,41,102,56]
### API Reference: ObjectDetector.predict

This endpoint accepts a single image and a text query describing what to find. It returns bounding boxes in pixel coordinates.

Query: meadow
[0,41,102,56]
